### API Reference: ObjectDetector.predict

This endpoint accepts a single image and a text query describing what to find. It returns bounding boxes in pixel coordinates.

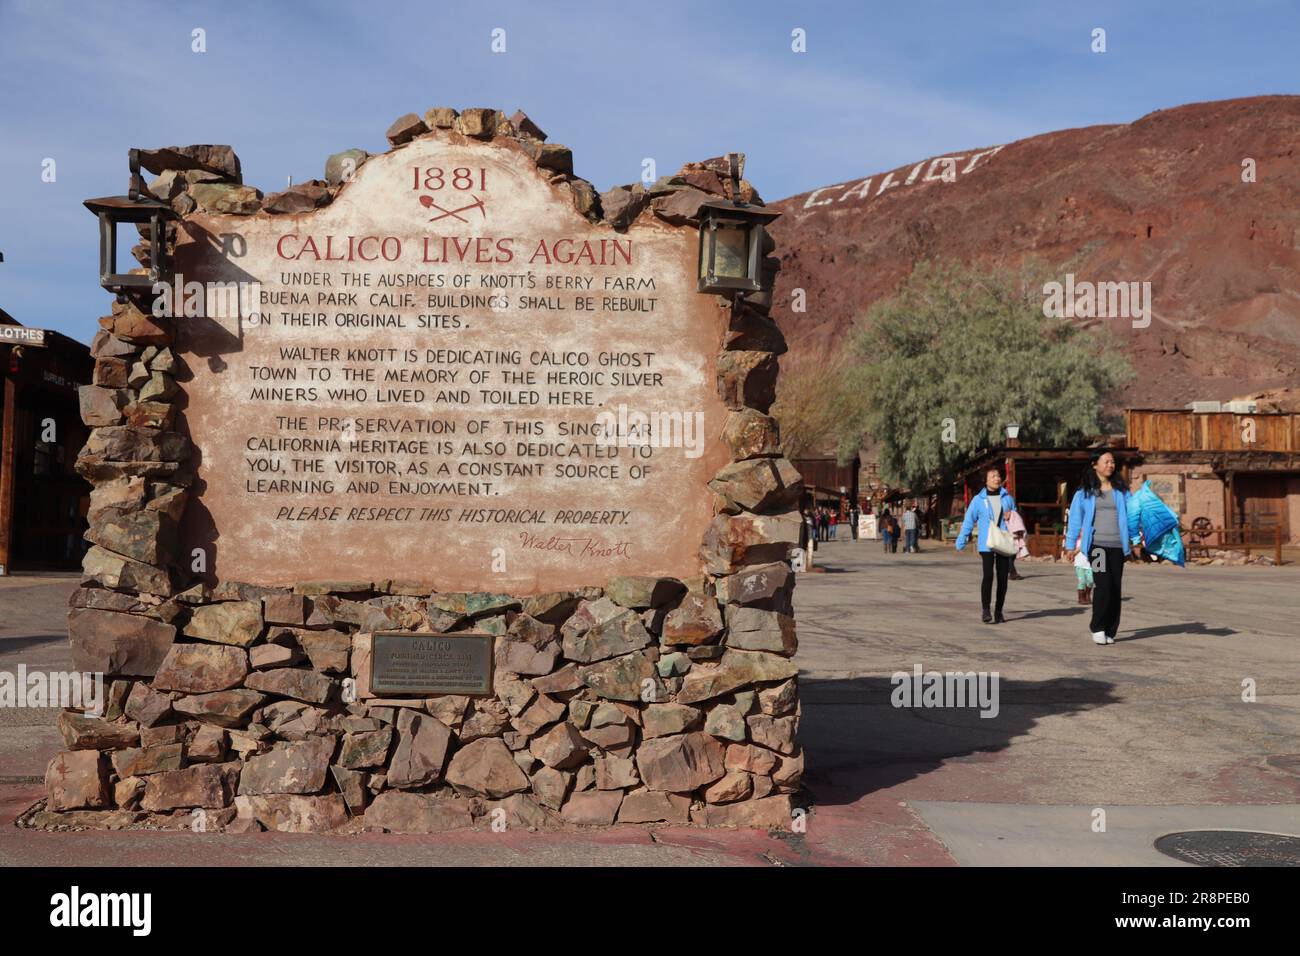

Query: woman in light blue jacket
[1065,450,1139,645]
[955,468,1017,624]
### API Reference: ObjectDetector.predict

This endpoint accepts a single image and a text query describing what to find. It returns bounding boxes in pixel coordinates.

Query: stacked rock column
[37,109,804,832]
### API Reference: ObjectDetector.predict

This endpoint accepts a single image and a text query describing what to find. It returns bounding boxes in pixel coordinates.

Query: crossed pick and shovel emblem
[419,194,487,223]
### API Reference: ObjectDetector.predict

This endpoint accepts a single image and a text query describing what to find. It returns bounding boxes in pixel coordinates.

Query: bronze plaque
[370,631,494,696]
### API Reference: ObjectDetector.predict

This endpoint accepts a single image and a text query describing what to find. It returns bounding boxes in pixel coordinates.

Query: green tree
[834,261,1134,490]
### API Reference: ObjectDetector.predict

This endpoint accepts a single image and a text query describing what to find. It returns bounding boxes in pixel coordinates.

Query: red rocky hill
[769,96,1300,411]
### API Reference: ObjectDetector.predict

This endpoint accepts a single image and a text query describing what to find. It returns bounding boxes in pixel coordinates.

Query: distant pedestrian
[955,468,1018,624]
[829,511,838,540]
[901,504,919,553]
[880,508,895,553]
[850,504,861,540]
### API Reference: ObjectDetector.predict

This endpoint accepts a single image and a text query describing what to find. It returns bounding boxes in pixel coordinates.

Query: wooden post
[0,371,17,575]
[1276,526,1282,566]
[1224,470,1235,531]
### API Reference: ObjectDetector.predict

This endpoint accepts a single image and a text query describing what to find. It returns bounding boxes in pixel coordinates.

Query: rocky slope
[769,96,1300,411]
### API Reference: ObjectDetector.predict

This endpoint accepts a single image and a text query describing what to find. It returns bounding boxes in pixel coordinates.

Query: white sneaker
[1092,632,1108,645]
[1105,634,1115,644]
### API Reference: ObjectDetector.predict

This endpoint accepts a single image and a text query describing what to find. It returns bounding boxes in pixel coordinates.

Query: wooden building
[792,454,861,516]
[0,309,93,574]
[848,405,1300,554]
[1126,408,1300,543]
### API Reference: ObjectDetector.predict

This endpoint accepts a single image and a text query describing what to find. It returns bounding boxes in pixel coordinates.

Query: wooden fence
[942,518,1284,565]
[1024,524,1283,564]
[1185,525,1283,564]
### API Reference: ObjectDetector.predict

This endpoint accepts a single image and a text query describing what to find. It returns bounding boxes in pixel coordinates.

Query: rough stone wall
[34,107,805,833]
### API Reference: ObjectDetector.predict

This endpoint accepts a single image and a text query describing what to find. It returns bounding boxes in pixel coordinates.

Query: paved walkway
[2,547,1298,866]
[0,574,77,786]
[795,539,1300,864]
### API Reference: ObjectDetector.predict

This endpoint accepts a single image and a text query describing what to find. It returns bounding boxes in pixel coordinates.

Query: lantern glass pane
[101,214,119,281]
[712,223,749,279]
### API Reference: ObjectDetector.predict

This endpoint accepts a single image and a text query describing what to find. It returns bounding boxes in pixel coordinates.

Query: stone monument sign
[40,107,805,835]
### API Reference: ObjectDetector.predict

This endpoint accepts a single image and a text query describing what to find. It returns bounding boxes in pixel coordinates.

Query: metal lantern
[83,148,172,296]
[696,152,780,296]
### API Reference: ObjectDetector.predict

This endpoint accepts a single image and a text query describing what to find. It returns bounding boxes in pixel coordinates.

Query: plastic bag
[1129,480,1185,567]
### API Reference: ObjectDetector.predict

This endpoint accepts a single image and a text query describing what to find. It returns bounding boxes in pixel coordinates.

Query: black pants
[1089,546,1126,636]
[980,552,1009,612]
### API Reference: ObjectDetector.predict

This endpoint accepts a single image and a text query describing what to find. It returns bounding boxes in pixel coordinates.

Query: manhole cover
[1154,830,1300,866]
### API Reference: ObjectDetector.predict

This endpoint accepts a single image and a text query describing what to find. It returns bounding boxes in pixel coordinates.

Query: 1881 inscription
[370,631,494,696]
[174,130,730,593]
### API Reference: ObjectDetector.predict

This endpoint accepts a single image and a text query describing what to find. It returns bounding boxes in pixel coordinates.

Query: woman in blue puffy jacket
[955,468,1017,624]
[1065,451,1140,645]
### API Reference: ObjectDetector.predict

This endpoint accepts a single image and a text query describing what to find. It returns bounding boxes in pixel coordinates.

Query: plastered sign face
[172,131,729,592]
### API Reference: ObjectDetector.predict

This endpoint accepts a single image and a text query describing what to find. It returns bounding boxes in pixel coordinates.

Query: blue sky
[2,0,1297,343]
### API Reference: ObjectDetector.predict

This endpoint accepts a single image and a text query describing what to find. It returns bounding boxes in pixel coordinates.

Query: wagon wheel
[1187,516,1213,558]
